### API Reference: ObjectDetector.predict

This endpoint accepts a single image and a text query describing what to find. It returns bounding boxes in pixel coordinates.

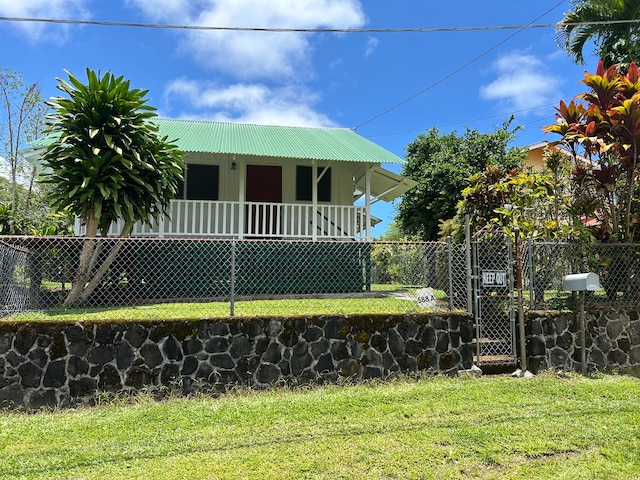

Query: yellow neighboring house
[526,140,593,171]
[526,141,551,170]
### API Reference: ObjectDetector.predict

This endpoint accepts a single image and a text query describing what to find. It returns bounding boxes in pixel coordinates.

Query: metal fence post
[230,240,236,317]
[514,230,527,373]
[465,214,473,314]
[527,237,535,309]
[579,290,586,374]
[447,236,453,310]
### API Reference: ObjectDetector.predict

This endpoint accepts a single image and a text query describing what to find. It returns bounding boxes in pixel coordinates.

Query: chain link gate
[471,230,517,367]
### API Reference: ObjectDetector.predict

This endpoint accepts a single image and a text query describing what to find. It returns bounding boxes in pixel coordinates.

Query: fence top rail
[532,240,640,247]
[368,241,449,246]
[0,235,453,244]
[0,239,30,253]
[0,235,372,245]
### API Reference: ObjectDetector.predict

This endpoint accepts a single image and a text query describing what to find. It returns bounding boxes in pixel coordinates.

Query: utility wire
[0,6,622,134]
[0,15,639,33]
[352,1,566,131]
[367,103,557,138]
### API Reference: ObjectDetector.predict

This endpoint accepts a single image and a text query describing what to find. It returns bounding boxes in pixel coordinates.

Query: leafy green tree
[456,155,586,241]
[0,68,47,233]
[556,0,640,70]
[397,121,525,241]
[0,176,73,235]
[371,221,413,284]
[41,69,184,305]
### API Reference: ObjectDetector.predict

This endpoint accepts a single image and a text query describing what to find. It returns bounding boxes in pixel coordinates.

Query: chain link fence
[0,237,467,321]
[525,241,640,310]
[4,235,637,321]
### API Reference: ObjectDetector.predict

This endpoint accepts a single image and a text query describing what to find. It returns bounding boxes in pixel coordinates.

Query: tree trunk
[23,165,37,214]
[9,154,17,235]
[78,222,133,303]
[63,212,100,306]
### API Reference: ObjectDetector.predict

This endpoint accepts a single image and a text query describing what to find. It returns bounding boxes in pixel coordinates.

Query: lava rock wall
[0,313,474,408]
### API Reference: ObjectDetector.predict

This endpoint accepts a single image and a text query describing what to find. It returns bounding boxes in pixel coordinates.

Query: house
[527,140,605,229]
[24,118,416,242]
[526,141,551,170]
[526,140,594,171]
[20,119,418,298]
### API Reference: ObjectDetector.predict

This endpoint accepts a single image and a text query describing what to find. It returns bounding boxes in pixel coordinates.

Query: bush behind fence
[525,241,640,310]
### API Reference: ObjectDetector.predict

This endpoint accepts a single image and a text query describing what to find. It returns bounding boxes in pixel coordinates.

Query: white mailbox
[562,272,600,292]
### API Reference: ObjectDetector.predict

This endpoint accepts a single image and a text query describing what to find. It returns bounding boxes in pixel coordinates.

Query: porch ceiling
[355,165,418,203]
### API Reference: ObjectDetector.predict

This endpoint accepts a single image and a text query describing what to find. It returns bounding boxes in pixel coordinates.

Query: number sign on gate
[482,270,507,288]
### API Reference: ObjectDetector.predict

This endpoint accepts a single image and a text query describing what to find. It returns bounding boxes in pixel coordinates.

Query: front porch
[74,200,372,240]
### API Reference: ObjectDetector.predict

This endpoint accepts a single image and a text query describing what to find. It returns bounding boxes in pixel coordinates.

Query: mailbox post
[562,273,600,374]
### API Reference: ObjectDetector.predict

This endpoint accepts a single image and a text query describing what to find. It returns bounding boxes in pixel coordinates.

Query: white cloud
[127,0,365,79]
[364,36,379,57]
[0,0,90,42]
[164,77,337,127]
[133,1,366,127]
[480,52,562,112]
[124,0,191,21]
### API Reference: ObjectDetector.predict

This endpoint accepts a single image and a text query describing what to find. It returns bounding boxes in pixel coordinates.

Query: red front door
[245,165,282,236]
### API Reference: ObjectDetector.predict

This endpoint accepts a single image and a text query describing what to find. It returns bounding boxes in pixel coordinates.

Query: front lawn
[4,287,450,321]
[0,373,638,479]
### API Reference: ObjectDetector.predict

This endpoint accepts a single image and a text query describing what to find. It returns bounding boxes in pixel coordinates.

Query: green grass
[0,373,638,479]
[5,286,451,322]
[6,297,422,321]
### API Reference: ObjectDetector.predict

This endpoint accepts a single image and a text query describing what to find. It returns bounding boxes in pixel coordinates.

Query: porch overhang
[355,165,417,203]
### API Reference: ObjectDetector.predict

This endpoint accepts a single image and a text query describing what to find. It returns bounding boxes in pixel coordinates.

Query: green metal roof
[152,118,404,164]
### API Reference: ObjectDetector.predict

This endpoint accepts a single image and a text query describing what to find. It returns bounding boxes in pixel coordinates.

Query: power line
[367,103,557,138]
[363,113,556,149]
[0,15,639,33]
[352,1,566,131]
[1,9,627,135]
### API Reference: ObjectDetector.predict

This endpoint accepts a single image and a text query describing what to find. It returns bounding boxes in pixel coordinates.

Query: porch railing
[74,200,368,240]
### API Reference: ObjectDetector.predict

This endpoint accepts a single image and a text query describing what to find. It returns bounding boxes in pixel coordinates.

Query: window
[296,166,331,202]
[177,164,219,200]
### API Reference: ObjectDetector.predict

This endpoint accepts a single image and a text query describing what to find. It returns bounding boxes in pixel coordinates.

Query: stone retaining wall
[0,313,474,409]
[526,310,640,373]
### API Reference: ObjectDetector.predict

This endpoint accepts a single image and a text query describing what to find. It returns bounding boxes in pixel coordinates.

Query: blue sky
[0,0,602,236]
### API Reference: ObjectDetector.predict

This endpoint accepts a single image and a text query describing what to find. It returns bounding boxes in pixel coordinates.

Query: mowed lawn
[0,374,638,479]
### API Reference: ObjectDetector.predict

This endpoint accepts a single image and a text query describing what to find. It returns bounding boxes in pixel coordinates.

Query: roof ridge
[154,117,352,132]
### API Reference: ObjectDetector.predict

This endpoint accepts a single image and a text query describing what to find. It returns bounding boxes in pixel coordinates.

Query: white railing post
[365,166,372,241]
[74,217,82,236]
[238,162,245,239]
[312,160,317,241]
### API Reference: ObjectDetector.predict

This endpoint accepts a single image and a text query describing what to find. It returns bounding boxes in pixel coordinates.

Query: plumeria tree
[443,150,582,243]
[42,69,184,306]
